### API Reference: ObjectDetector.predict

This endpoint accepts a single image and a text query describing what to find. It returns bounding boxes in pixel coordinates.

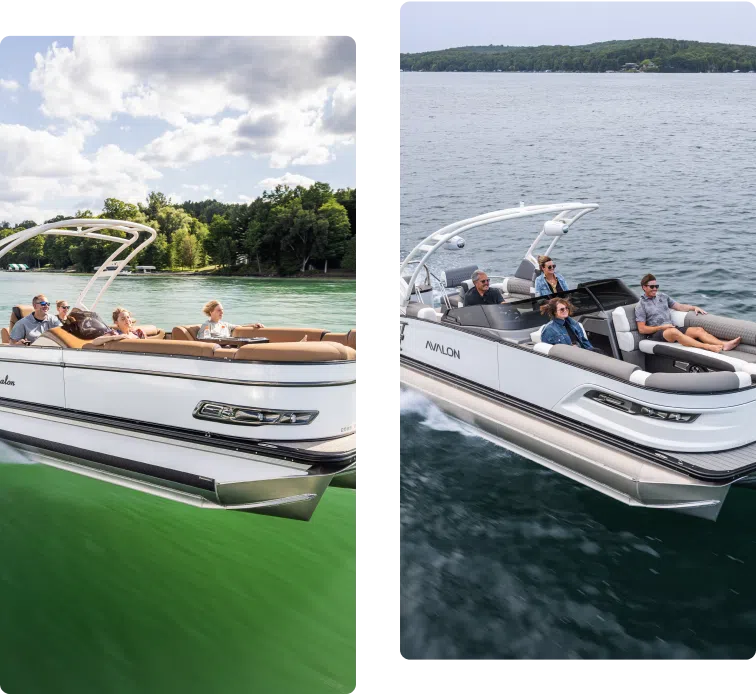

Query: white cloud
[29,37,355,170]
[0,123,161,223]
[30,37,355,125]
[0,79,20,90]
[213,189,224,199]
[257,173,317,191]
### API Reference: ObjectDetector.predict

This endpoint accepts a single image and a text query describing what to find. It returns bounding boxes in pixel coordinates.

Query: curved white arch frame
[400,202,599,306]
[0,219,157,310]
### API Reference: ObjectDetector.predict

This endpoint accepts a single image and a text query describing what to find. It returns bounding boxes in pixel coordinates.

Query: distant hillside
[400,39,756,73]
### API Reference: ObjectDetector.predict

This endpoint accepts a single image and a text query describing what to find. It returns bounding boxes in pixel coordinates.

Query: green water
[0,273,355,693]
[0,273,356,333]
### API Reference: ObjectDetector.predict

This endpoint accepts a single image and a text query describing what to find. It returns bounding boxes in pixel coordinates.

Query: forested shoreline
[400,38,756,73]
[0,183,356,277]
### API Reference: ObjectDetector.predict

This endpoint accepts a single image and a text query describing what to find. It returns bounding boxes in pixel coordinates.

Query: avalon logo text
[0,375,15,386]
[425,341,460,359]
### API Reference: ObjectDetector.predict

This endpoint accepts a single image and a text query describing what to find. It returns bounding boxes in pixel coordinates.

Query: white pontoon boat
[0,219,356,521]
[400,203,756,521]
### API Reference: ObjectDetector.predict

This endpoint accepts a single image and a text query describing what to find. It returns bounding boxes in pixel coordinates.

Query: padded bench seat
[533,342,751,392]
[83,338,218,358]
[234,342,355,362]
[639,340,756,378]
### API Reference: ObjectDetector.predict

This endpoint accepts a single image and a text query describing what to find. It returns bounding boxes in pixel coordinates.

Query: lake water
[400,73,756,659]
[0,275,355,692]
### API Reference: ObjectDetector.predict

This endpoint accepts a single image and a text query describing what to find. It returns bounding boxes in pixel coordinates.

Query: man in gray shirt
[10,294,62,345]
[635,274,741,353]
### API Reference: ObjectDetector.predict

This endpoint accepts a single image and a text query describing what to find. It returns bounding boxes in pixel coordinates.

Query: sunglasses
[37,301,50,307]
[60,305,70,310]
[556,306,569,312]
[545,264,556,270]
[478,279,490,284]
[646,284,660,289]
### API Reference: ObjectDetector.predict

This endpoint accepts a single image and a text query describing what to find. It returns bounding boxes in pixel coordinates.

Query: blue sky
[0,36,356,224]
[401,2,756,53]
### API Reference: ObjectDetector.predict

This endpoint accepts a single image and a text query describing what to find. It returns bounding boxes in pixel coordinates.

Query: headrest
[10,305,34,329]
[444,265,479,288]
[514,258,538,282]
[612,304,637,332]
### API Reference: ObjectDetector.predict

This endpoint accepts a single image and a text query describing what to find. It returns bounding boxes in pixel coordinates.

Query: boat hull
[401,360,731,521]
[0,345,356,520]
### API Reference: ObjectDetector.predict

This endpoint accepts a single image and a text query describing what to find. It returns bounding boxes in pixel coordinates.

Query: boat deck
[664,442,756,475]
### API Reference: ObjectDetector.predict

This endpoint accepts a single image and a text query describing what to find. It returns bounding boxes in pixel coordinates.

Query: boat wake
[400,388,480,438]
[0,439,35,464]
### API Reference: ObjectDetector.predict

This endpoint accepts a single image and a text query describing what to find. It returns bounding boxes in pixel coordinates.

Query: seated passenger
[463,270,506,306]
[9,294,61,345]
[534,256,569,297]
[540,297,595,350]
[112,307,147,339]
[56,300,71,323]
[636,274,741,353]
[198,300,264,339]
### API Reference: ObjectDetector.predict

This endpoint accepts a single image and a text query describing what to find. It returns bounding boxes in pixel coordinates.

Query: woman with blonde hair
[534,255,569,297]
[198,300,264,339]
[539,297,594,351]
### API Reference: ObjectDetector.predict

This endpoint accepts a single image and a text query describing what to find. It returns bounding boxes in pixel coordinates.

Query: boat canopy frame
[0,218,157,311]
[400,203,599,306]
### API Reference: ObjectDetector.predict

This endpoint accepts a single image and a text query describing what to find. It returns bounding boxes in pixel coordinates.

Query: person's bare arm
[671,302,706,315]
[637,321,673,335]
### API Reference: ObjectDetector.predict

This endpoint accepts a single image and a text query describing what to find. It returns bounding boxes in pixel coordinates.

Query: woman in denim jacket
[539,297,594,350]
[534,255,569,297]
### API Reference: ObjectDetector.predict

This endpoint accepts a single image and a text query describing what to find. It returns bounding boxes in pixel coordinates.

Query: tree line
[400,39,756,73]
[0,183,356,276]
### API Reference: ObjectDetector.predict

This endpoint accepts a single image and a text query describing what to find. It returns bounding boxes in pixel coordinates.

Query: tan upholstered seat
[213,347,238,358]
[42,327,92,349]
[83,338,217,358]
[232,327,327,343]
[4,305,34,343]
[234,342,355,362]
[172,325,201,341]
[1,328,9,345]
[322,329,356,350]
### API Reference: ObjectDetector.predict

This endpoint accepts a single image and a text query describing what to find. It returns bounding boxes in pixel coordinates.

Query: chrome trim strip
[0,356,354,387]
[65,363,355,387]
[0,397,357,462]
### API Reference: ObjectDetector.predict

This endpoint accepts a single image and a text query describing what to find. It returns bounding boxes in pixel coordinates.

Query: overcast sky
[0,36,356,224]
[401,2,756,53]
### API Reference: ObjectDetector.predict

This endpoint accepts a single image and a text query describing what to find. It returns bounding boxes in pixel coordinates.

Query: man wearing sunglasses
[464,269,506,306]
[635,274,741,353]
[9,294,62,345]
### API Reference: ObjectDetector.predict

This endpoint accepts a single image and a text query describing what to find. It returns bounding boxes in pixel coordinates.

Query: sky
[401,2,756,53]
[0,36,356,224]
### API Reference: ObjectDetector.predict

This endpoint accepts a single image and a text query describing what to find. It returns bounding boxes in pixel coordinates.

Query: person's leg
[686,326,742,351]
[663,327,723,352]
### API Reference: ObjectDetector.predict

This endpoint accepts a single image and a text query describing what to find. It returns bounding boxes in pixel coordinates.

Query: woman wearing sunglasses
[534,255,569,297]
[539,297,595,351]
[56,300,71,323]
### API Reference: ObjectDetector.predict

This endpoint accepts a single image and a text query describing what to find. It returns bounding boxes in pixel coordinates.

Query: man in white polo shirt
[9,294,62,345]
